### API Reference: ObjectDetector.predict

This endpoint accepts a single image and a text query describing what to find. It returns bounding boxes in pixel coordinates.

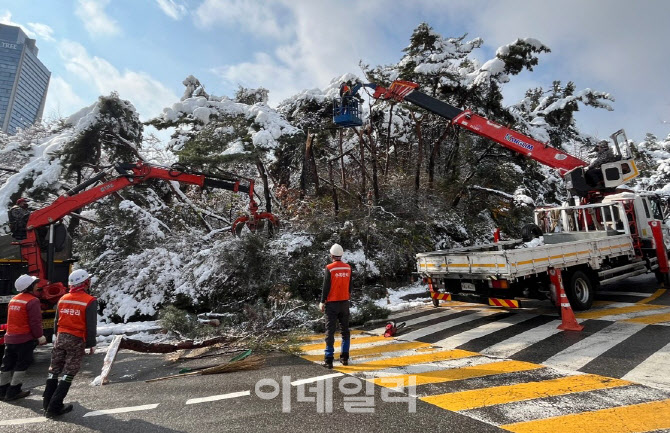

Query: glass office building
[0,24,51,134]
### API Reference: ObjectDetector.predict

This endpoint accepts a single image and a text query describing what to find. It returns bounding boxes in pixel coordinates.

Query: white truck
[416,192,670,310]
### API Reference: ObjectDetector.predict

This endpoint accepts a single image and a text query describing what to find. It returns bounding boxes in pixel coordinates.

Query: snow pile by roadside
[373,281,430,312]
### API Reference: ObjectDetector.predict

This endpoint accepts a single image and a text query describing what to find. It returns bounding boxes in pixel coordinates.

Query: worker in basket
[585,140,617,187]
[7,198,30,240]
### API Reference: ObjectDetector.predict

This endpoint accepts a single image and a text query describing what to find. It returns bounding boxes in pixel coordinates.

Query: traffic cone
[549,268,583,331]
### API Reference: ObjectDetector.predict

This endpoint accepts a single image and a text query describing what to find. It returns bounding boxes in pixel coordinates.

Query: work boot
[4,384,30,401]
[340,354,349,366]
[45,381,73,418]
[42,378,58,411]
[0,383,8,401]
[321,358,334,369]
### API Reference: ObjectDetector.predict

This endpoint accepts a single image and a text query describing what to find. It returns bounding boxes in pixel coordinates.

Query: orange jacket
[6,293,41,339]
[322,260,352,302]
[56,291,95,340]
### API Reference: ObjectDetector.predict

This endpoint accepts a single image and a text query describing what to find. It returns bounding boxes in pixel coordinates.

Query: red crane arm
[363,80,587,174]
[26,162,248,230]
[451,111,587,175]
[19,162,259,286]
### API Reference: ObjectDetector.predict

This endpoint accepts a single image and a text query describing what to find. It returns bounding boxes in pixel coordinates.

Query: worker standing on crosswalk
[43,269,97,418]
[319,243,352,369]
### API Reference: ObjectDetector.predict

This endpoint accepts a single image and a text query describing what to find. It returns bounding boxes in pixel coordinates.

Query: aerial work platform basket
[333,99,362,127]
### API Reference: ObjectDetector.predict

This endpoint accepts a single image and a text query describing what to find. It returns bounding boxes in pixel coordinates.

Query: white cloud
[155,0,188,20]
[27,22,55,42]
[207,1,392,104]
[194,0,290,38]
[75,0,121,37]
[43,76,86,120]
[57,40,178,120]
[0,11,55,44]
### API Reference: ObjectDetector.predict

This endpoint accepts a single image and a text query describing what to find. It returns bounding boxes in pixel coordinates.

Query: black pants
[324,300,350,360]
[1,340,36,372]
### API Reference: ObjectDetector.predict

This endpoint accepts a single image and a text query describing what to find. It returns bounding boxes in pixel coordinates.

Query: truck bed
[416,232,634,279]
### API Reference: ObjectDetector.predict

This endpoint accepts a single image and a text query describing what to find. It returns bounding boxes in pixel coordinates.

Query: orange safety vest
[56,292,95,339]
[6,292,37,336]
[326,261,351,302]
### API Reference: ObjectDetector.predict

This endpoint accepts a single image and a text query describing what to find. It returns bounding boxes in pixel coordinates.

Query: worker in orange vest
[0,274,47,401]
[43,269,97,418]
[319,243,352,369]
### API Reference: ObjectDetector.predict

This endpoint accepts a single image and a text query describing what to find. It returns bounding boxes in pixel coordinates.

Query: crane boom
[337,79,637,194]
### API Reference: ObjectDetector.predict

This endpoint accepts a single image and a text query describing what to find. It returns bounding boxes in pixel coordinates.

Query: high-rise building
[0,24,50,134]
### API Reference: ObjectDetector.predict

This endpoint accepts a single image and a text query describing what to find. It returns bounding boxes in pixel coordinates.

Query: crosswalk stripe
[624,311,670,324]
[480,319,563,359]
[368,359,542,387]
[399,310,502,341]
[299,335,389,352]
[429,313,535,350]
[622,340,670,390]
[334,349,477,373]
[420,374,630,411]
[301,341,431,362]
[501,398,670,433]
[463,384,670,427]
[368,309,468,336]
[575,303,666,320]
[542,322,645,371]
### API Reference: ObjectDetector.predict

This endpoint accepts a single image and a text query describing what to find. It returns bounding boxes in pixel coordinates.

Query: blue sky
[2,0,669,143]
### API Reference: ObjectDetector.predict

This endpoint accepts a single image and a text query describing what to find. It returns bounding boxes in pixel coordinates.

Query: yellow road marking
[298,330,365,342]
[299,335,389,352]
[624,311,670,324]
[575,303,666,319]
[369,360,542,387]
[502,398,670,433]
[334,349,477,374]
[301,341,431,362]
[420,374,630,411]
[637,288,666,305]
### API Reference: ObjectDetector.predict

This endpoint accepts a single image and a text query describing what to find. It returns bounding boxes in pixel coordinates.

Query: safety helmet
[68,269,91,287]
[329,243,344,257]
[15,274,39,291]
[16,198,27,205]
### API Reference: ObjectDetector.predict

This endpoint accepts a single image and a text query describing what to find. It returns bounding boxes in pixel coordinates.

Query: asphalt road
[1,275,667,432]
[0,347,503,433]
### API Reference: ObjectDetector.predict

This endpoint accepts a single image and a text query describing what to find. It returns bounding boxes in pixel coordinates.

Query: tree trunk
[428,127,450,188]
[338,129,347,190]
[328,161,339,216]
[384,105,394,176]
[413,117,424,192]
[365,127,379,205]
[299,132,319,197]
[255,157,272,213]
[359,129,366,198]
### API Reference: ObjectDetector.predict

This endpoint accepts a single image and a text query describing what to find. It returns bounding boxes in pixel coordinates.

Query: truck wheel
[564,270,594,311]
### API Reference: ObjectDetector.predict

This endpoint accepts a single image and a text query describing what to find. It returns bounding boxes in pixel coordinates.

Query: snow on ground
[373,281,431,312]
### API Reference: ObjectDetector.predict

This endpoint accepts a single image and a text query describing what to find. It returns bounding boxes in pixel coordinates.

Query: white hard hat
[15,274,39,291]
[329,243,344,257]
[69,269,91,286]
